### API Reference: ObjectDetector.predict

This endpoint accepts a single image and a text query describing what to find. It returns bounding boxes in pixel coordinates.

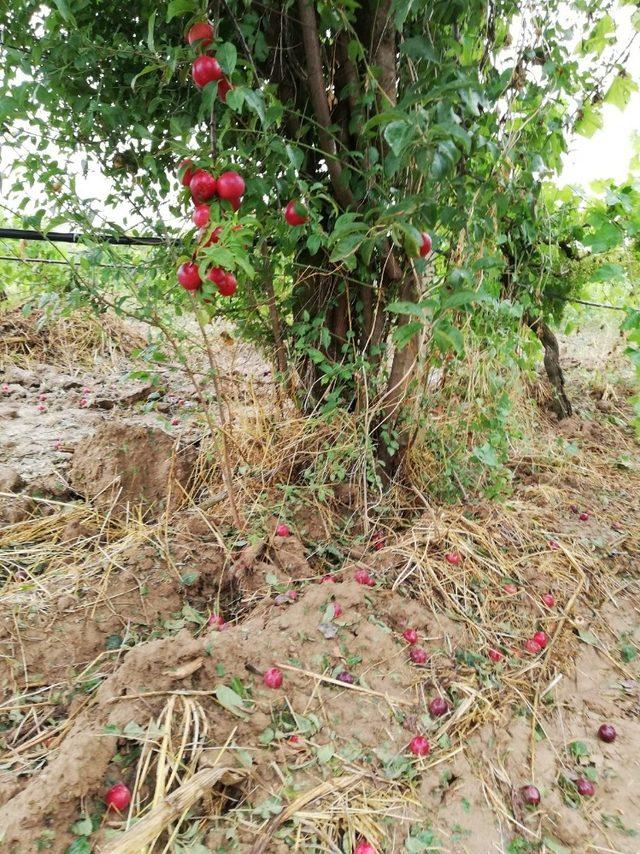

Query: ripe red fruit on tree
[190,170,217,203]
[409,646,428,664]
[523,638,542,654]
[597,723,616,743]
[541,593,555,608]
[217,170,245,199]
[445,551,461,565]
[217,272,237,296]
[488,648,503,662]
[403,629,418,645]
[177,262,201,291]
[579,512,589,521]
[263,667,283,689]
[354,568,374,586]
[354,841,377,854]
[226,196,242,212]
[409,735,430,756]
[576,778,595,797]
[105,782,132,812]
[207,267,227,287]
[218,76,232,102]
[503,583,518,595]
[192,204,210,229]
[208,613,225,629]
[428,696,449,717]
[199,225,222,247]
[275,523,290,537]
[178,158,196,187]
[186,21,214,46]
[419,232,432,257]
[191,55,223,88]
[284,199,309,226]
[520,784,541,806]
[533,630,549,649]
[332,602,343,618]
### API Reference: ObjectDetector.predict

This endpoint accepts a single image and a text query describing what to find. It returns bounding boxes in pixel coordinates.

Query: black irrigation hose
[0,228,637,313]
[0,255,138,269]
[0,227,165,246]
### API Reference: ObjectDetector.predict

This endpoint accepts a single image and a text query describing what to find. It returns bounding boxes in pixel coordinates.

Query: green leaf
[393,321,423,350]
[166,0,196,23]
[440,290,488,312]
[542,838,571,854]
[52,0,76,24]
[386,301,426,317]
[472,443,500,467]
[66,840,91,854]
[577,629,599,646]
[383,120,414,156]
[315,743,334,763]
[569,740,589,758]
[70,816,93,837]
[575,103,604,138]
[244,89,266,125]
[400,37,439,63]
[214,685,250,719]
[131,65,160,92]
[217,43,238,76]
[604,73,638,111]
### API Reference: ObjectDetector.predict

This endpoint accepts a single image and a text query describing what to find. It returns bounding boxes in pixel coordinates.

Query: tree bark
[527,315,572,419]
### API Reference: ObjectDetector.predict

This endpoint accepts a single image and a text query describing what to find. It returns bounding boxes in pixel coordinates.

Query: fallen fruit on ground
[105,782,131,811]
[263,667,283,689]
[336,671,355,684]
[445,551,461,565]
[354,841,376,854]
[520,784,541,806]
[332,602,343,617]
[410,646,428,664]
[548,539,560,550]
[597,723,616,743]
[576,778,595,796]
[503,583,518,594]
[409,735,430,756]
[524,638,542,654]
[488,648,503,662]
[275,523,290,536]
[579,511,590,521]
[402,628,418,645]
[208,613,225,629]
[533,630,549,649]
[428,696,449,717]
[542,592,555,607]
[354,568,374,586]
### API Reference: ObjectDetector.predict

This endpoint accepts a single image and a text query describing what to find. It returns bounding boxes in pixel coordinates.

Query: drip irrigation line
[0,255,138,270]
[0,227,165,246]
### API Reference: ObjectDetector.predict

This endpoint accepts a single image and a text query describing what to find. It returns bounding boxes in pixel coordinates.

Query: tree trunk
[527,315,572,419]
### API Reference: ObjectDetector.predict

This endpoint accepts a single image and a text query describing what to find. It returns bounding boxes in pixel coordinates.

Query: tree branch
[296,0,354,210]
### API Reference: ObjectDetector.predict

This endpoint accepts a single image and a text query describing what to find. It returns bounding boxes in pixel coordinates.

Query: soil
[0,309,639,853]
